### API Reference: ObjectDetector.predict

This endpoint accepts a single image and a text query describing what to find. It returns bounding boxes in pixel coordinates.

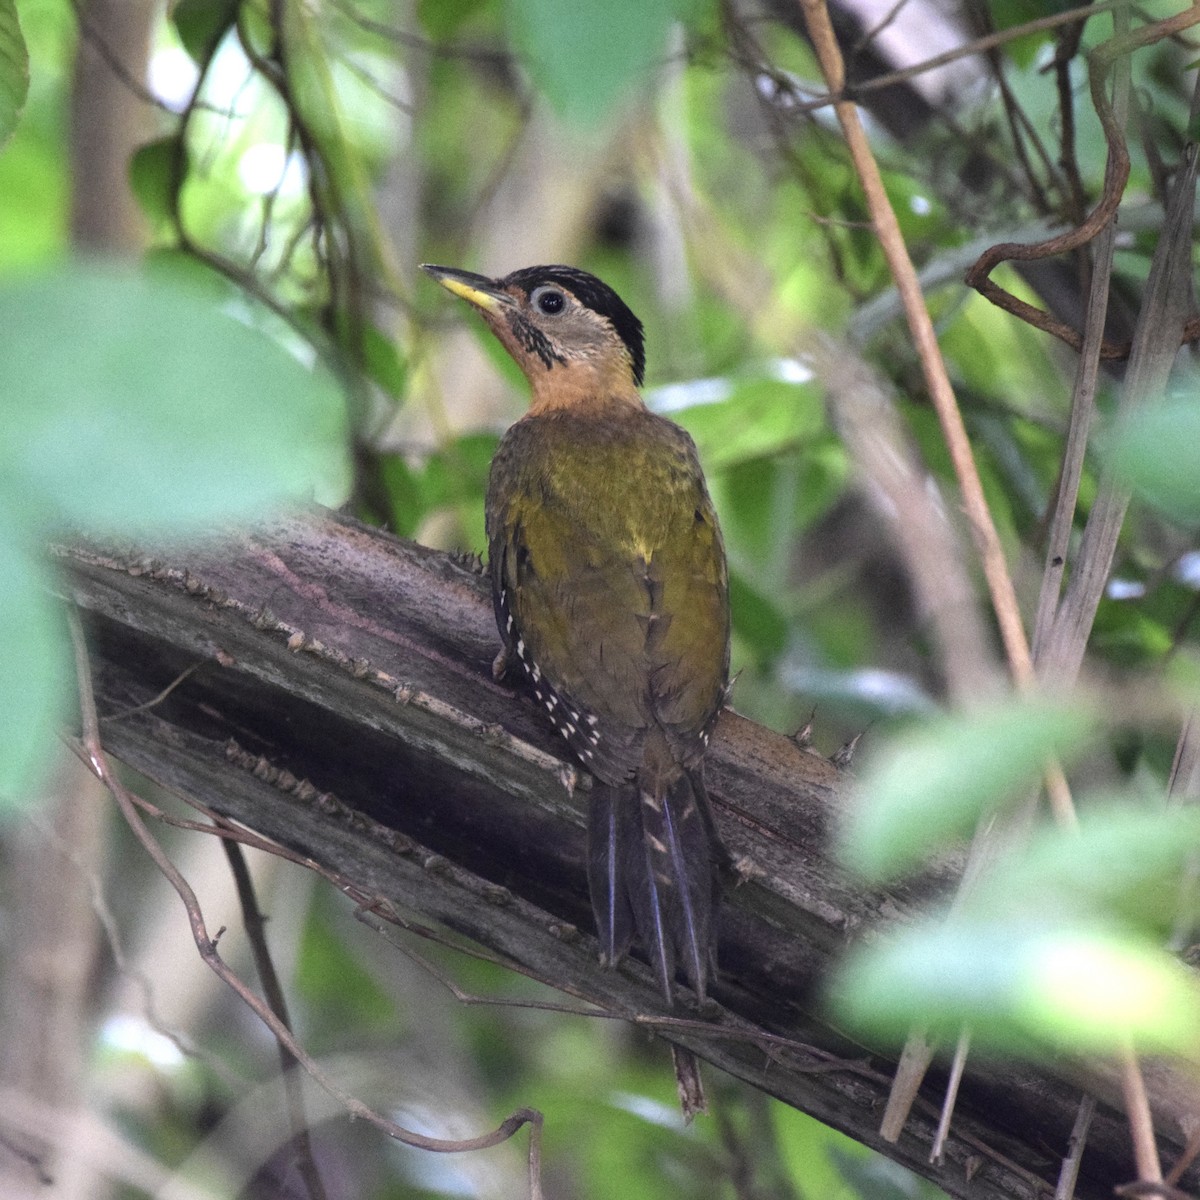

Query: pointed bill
[420,264,515,315]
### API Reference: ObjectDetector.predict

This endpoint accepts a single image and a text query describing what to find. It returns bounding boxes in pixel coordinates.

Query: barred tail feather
[635,813,676,1000]
[587,771,718,1002]
[640,770,716,1002]
[586,784,637,968]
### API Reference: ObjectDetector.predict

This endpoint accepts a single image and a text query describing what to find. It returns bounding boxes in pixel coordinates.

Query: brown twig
[1038,141,1200,683]
[331,902,1061,1192]
[795,0,1039,698]
[965,0,1060,216]
[848,0,914,57]
[351,899,880,1063]
[1055,1096,1097,1200]
[223,839,328,1200]
[65,609,546,1199]
[1031,5,1132,661]
[60,714,890,1097]
[991,58,1058,216]
[792,2,1179,1177]
[101,663,202,722]
[30,810,217,1080]
[930,1030,971,1163]
[796,0,1080,1145]
[1052,16,1091,224]
[965,4,1200,359]
[1114,1182,1195,1200]
[782,0,1136,116]
[1164,1120,1200,1188]
[1120,1042,1165,1186]
[67,0,227,116]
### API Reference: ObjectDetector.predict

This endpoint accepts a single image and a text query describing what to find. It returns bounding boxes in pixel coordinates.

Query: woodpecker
[422,263,730,1005]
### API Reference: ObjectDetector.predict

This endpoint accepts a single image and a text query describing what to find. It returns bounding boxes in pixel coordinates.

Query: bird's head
[422,263,646,411]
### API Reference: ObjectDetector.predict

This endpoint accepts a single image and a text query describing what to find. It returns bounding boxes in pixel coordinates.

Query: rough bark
[53,508,1197,1200]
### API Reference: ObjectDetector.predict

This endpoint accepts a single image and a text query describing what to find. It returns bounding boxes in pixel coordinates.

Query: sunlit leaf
[0,0,29,150]
[0,506,68,809]
[0,262,348,537]
[834,919,1200,1053]
[1109,388,1200,524]
[840,696,1096,880]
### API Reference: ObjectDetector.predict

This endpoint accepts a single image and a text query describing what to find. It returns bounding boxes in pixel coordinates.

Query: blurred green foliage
[840,696,1099,881]
[1112,383,1200,524]
[0,262,348,801]
[837,920,1200,1054]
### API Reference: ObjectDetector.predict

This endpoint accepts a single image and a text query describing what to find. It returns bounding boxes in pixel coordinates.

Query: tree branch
[52,507,1198,1200]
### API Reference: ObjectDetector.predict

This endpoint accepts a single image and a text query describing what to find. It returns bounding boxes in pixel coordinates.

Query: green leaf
[0,0,29,150]
[361,322,407,399]
[172,0,238,64]
[128,137,186,228]
[1109,387,1200,523]
[829,1148,940,1200]
[986,0,1058,69]
[0,261,348,537]
[966,802,1200,935]
[834,920,1200,1054]
[0,505,68,809]
[417,0,492,39]
[504,0,683,125]
[729,569,789,666]
[668,374,824,471]
[840,696,1095,880]
[379,454,423,538]
[421,433,500,510]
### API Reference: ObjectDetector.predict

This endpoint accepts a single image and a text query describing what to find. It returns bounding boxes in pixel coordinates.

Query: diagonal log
[52,507,1195,1200]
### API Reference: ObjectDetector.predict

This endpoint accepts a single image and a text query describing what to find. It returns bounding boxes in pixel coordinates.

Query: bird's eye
[532,287,566,315]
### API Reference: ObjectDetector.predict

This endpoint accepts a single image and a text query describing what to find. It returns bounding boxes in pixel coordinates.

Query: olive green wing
[641,427,730,764]
[487,434,652,784]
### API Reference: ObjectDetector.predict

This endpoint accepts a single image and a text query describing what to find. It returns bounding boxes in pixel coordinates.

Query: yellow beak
[420,264,514,315]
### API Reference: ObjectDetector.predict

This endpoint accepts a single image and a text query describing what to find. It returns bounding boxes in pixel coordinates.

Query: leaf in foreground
[0,261,349,537]
[0,260,349,806]
[840,696,1095,881]
[0,510,70,807]
[965,802,1200,936]
[834,920,1200,1054]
